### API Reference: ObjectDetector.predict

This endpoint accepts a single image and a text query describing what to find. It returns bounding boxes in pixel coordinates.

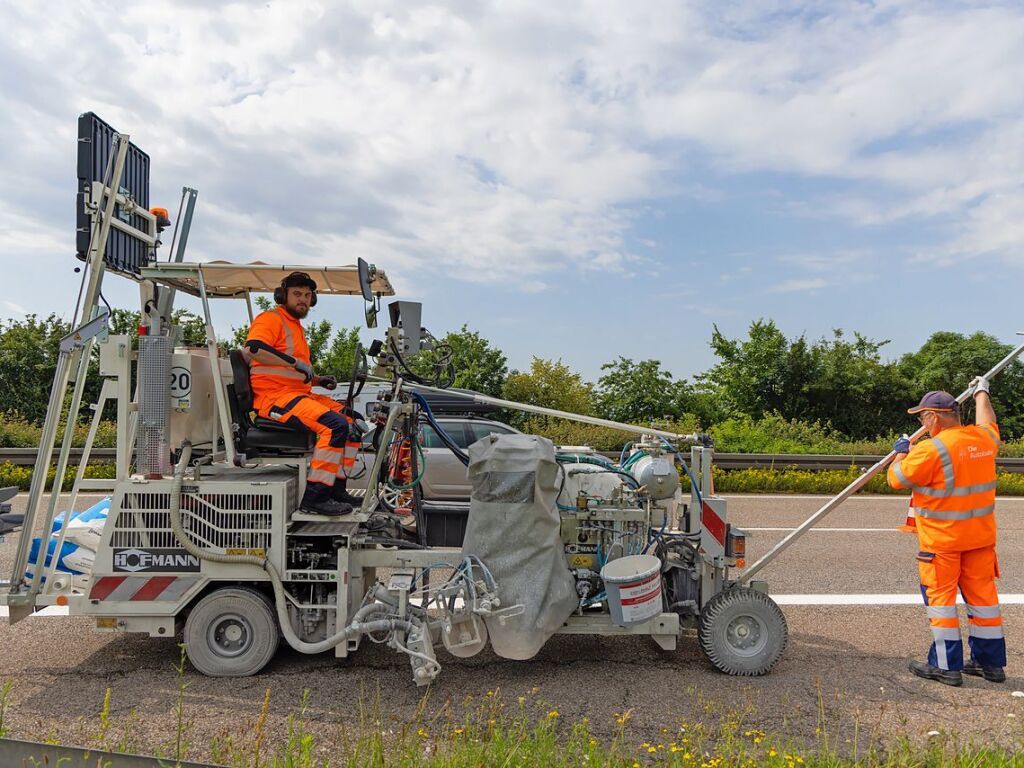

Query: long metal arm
[379,379,703,443]
[737,336,1024,584]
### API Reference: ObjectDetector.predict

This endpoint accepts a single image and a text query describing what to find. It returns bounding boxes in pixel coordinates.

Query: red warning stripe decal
[89,575,198,602]
[130,576,176,601]
[701,501,727,546]
[89,576,127,601]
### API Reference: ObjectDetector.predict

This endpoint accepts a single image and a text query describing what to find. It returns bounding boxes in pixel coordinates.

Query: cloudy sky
[2,1,1023,381]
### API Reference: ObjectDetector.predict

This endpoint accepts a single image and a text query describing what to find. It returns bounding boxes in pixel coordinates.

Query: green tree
[430,326,508,396]
[899,331,1024,439]
[805,330,911,438]
[701,320,816,421]
[595,357,689,424]
[109,308,207,346]
[0,314,97,423]
[502,357,594,427]
[318,325,363,378]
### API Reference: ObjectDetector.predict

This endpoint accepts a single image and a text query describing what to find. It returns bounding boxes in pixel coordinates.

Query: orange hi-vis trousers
[259,392,359,500]
[918,545,1005,671]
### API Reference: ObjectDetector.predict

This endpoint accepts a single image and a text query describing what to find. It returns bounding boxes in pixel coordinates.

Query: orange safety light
[150,207,171,230]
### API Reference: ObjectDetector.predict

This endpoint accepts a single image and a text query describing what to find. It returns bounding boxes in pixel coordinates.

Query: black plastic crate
[423,503,469,548]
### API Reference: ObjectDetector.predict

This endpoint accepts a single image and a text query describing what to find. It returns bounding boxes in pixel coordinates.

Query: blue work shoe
[909,660,963,687]
[962,659,1006,683]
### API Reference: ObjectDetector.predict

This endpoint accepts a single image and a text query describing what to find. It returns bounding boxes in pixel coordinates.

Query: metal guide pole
[737,336,1024,584]
[196,269,236,466]
[374,379,703,443]
[6,137,129,618]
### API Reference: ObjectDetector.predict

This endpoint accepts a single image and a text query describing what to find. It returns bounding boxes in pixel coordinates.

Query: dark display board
[75,112,151,275]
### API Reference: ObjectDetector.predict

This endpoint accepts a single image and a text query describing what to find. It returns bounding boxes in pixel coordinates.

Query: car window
[421,421,475,449]
[420,424,446,449]
[468,422,515,443]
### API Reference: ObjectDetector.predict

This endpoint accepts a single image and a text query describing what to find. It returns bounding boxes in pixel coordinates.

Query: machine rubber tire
[184,587,280,677]
[698,587,787,676]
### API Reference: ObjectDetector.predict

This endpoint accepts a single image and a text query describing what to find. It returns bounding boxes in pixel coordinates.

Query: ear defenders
[274,272,318,307]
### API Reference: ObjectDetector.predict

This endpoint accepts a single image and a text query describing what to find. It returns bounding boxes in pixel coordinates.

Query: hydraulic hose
[169,442,419,655]
[411,392,469,466]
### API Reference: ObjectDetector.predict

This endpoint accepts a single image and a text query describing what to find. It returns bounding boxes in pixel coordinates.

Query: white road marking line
[0,605,70,617]
[745,527,897,532]
[729,494,1024,502]
[774,594,1024,605]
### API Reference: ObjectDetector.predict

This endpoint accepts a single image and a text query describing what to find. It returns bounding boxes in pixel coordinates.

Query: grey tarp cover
[462,433,578,659]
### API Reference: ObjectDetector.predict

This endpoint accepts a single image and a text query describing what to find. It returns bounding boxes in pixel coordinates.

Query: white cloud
[769,278,828,294]
[1,0,1023,302]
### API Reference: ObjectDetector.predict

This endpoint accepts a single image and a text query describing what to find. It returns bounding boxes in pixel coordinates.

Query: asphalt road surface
[3,492,1024,761]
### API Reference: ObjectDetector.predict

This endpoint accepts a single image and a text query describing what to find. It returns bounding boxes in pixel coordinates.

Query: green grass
[4,676,1024,768]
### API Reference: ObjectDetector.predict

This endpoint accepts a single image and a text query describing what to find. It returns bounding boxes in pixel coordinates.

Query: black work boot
[909,660,963,687]
[963,659,1006,683]
[300,497,353,517]
[332,479,362,506]
[300,486,353,517]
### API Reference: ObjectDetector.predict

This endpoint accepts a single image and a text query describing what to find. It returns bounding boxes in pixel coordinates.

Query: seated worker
[244,271,363,516]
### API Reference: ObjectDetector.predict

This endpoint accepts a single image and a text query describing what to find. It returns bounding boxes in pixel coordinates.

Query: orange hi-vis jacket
[887,422,1000,552]
[245,307,312,413]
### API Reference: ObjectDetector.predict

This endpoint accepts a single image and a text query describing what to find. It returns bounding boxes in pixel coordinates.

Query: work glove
[317,374,338,390]
[893,434,912,455]
[970,375,990,396]
[294,359,314,384]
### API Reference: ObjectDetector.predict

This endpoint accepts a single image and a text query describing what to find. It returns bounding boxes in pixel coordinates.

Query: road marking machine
[42,111,1024,683]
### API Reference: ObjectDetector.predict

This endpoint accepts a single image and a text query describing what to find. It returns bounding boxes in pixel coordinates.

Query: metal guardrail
[5,447,1024,473]
[595,451,1024,473]
[0,736,219,767]
[0,447,117,465]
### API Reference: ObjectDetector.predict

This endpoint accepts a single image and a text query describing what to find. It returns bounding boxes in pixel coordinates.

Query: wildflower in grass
[768,748,778,757]
[453,728,464,736]
[416,727,429,738]
[531,687,539,694]
[647,746,657,753]
[518,696,526,706]
[547,710,559,720]
[615,710,632,726]
[486,690,494,697]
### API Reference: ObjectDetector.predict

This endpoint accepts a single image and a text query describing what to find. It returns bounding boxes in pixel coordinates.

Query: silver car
[348,416,520,500]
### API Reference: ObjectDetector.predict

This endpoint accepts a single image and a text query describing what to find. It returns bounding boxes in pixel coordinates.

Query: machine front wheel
[184,587,280,677]
[698,587,787,676]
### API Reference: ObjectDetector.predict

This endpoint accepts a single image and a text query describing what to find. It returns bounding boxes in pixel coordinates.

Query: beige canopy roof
[138,260,395,298]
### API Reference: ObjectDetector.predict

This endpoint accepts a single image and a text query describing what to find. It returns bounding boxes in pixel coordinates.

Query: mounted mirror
[365,301,378,329]
[357,257,374,302]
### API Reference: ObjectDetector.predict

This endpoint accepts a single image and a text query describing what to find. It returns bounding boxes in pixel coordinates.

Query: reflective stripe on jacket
[245,307,312,412]
[887,422,1000,552]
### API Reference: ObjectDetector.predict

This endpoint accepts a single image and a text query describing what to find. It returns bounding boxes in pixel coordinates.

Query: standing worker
[244,272,363,516]
[887,379,1005,686]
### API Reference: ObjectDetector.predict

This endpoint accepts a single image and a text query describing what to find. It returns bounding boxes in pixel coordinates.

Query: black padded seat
[228,350,314,456]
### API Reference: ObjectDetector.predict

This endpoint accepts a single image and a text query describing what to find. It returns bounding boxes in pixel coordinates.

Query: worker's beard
[284,303,309,319]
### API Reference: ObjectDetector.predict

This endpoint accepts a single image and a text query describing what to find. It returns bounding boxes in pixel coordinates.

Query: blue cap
[907,390,958,414]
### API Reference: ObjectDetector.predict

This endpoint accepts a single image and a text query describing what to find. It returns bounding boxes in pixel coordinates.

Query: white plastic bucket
[600,554,663,627]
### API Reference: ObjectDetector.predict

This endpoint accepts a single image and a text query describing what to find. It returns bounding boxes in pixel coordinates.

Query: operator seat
[228,350,315,456]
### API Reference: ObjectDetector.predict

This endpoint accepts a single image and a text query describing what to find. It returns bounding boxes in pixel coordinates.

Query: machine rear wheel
[698,587,787,676]
[184,587,280,677]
